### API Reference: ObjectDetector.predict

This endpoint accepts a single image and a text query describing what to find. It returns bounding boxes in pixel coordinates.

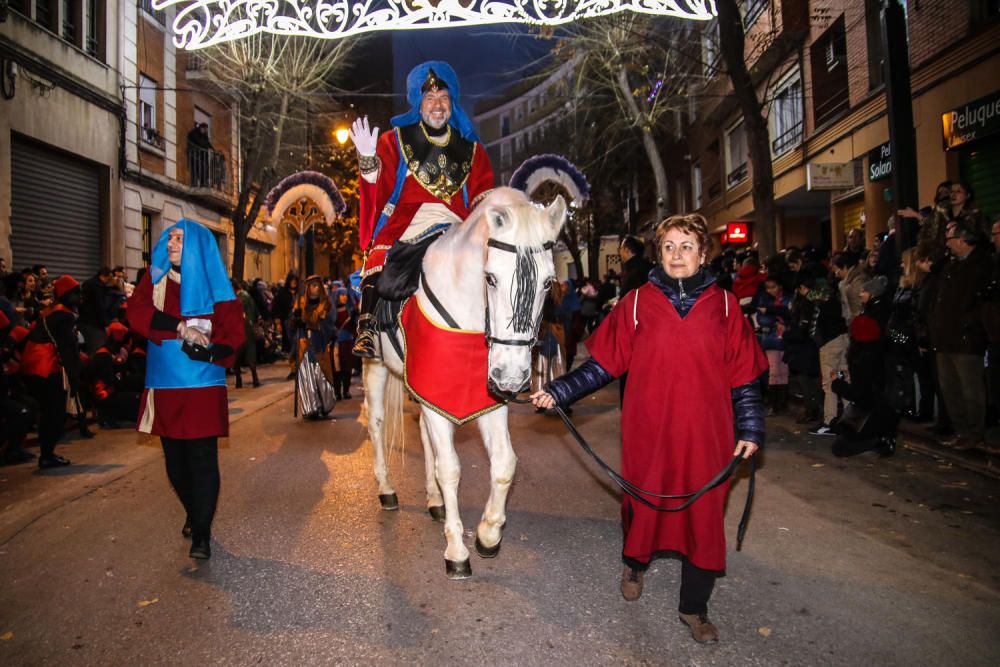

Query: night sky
[391,24,557,113]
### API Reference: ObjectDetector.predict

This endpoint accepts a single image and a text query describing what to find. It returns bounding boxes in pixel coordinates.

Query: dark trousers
[937,352,986,439]
[623,555,717,615]
[23,373,66,457]
[161,437,220,538]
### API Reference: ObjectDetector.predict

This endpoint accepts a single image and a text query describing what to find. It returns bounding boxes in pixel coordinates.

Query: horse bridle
[419,238,555,350]
[484,238,554,349]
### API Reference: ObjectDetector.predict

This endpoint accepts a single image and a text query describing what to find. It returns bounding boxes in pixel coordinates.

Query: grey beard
[420,113,450,130]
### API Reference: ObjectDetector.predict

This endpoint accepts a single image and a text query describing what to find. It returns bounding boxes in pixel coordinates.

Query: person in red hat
[89,321,141,428]
[19,274,86,468]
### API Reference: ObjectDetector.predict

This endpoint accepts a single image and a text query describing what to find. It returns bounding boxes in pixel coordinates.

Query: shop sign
[867,142,892,182]
[722,221,750,245]
[942,90,1000,150]
[807,162,859,190]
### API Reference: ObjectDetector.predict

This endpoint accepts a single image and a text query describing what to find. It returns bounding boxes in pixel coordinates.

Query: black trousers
[161,437,220,538]
[23,373,66,457]
[623,555,717,615]
[1,396,34,449]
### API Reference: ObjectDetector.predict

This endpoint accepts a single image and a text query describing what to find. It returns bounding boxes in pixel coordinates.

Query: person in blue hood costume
[348,60,495,357]
[128,219,245,560]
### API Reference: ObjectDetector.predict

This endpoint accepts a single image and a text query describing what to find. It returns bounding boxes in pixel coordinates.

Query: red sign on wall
[726,222,749,243]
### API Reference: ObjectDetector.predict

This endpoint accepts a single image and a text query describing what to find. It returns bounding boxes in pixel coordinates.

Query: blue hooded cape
[390,61,479,142]
[149,218,235,316]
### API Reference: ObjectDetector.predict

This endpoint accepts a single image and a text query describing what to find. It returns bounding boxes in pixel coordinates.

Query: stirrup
[352,330,377,358]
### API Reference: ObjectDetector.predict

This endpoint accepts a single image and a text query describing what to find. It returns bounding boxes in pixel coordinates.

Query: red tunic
[585,283,767,571]
[127,273,245,439]
[358,127,494,276]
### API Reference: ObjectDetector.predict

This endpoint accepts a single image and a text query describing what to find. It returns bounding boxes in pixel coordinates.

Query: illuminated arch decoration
[152,0,717,50]
[265,170,346,234]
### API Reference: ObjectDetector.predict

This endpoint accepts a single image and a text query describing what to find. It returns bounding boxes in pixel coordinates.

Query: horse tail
[382,371,406,460]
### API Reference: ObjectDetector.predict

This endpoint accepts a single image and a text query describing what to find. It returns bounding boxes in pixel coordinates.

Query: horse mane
[440,187,553,249]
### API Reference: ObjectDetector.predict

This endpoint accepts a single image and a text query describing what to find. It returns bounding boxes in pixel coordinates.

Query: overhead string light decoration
[152,0,717,50]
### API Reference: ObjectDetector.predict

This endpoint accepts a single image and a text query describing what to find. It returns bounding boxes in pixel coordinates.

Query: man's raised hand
[350,116,379,156]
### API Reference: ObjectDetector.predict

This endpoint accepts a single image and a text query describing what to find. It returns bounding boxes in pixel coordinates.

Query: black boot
[250,367,260,388]
[352,282,379,359]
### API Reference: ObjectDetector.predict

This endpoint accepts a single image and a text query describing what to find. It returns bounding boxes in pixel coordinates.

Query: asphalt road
[1,369,998,666]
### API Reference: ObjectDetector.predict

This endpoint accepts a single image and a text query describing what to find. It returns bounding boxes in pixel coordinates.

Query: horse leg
[419,413,446,522]
[474,406,515,558]
[422,409,470,578]
[362,359,397,510]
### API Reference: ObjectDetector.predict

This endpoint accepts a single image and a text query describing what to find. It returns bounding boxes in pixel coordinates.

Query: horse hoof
[445,558,472,579]
[379,493,399,510]
[427,505,446,523]
[475,536,502,559]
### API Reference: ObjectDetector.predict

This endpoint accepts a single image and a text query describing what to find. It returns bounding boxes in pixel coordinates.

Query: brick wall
[907,0,972,68]
[174,56,233,191]
[136,14,164,176]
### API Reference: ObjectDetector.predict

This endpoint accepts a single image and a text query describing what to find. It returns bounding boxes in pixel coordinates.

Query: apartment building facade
[1,1,292,282]
[0,0,122,280]
[688,0,1000,252]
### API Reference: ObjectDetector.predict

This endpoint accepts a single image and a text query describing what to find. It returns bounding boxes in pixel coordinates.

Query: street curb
[0,384,294,548]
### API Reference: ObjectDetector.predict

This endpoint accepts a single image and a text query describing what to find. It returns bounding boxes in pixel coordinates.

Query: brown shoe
[620,565,644,601]
[679,612,719,643]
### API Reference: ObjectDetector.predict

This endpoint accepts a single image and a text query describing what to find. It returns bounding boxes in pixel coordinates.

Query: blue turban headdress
[149,218,235,316]
[390,61,479,142]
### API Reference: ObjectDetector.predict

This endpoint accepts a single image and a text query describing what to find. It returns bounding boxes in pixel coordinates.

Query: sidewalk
[0,362,298,545]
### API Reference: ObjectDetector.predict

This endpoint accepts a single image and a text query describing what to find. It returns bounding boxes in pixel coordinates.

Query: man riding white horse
[350,61,495,357]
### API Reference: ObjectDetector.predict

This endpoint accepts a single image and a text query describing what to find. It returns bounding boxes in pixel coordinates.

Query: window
[61,0,77,42]
[540,89,547,108]
[141,210,155,265]
[85,0,104,59]
[35,0,57,31]
[528,96,535,115]
[139,75,162,148]
[501,114,510,137]
[140,0,166,26]
[810,16,850,127]
[743,0,767,30]
[515,134,524,153]
[500,141,511,168]
[8,0,28,16]
[864,0,886,90]
[527,129,534,146]
[702,19,720,76]
[770,72,803,155]
[725,120,748,188]
[692,162,703,210]
[515,105,524,122]
[194,106,212,135]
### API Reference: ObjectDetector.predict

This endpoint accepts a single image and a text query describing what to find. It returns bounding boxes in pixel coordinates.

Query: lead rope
[503,392,755,550]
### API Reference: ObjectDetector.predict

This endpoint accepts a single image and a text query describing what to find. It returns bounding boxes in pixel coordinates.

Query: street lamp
[334,127,350,146]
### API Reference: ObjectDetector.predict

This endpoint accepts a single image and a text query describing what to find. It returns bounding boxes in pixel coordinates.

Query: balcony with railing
[772,121,803,156]
[727,162,748,188]
[187,144,228,192]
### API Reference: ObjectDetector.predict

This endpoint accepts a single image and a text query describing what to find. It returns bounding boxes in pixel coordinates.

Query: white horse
[362,187,567,578]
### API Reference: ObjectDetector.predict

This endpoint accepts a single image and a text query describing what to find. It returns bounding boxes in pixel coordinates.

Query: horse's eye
[544,278,554,291]
[485,273,497,288]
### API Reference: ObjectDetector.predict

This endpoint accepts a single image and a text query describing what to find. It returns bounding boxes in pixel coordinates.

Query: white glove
[349,116,379,156]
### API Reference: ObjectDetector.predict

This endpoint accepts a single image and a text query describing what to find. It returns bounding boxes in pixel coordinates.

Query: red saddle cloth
[399,297,503,424]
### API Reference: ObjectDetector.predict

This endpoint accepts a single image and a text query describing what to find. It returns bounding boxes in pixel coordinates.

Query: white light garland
[152,0,717,50]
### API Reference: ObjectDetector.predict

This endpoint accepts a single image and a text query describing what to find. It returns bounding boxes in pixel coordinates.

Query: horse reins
[502,393,756,550]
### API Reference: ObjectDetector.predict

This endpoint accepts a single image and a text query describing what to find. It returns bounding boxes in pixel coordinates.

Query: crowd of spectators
[0,259,355,467]
[711,179,998,457]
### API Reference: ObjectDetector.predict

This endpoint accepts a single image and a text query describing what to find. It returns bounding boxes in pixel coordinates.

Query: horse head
[482,189,568,397]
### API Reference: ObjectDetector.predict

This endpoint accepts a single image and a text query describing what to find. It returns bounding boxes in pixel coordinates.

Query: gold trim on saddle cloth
[397,297,505,426]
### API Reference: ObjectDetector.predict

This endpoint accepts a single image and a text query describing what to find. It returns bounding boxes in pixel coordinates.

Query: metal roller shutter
[842,198,864,233]
[960,137,1000,222]
[10,136,102,280]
